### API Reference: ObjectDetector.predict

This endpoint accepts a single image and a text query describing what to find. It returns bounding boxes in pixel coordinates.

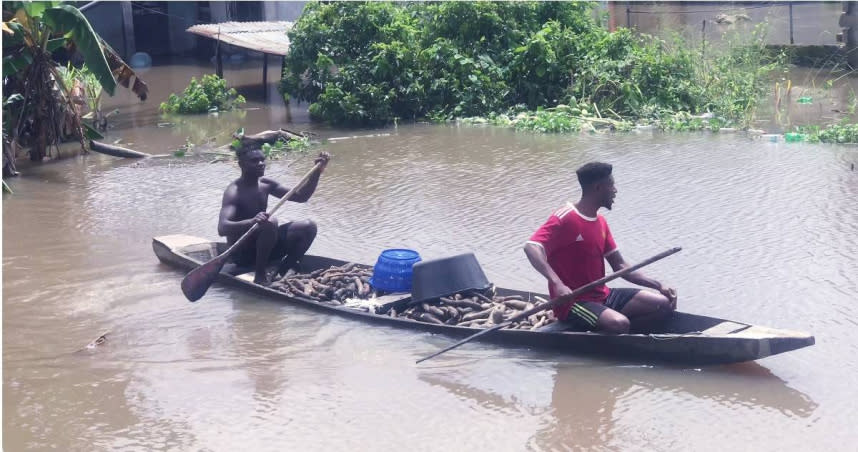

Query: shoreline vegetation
[280,1,858,144]
[4,1,858,178]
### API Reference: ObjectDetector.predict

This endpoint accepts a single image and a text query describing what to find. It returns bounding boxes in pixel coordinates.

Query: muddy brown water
[3,60,858,451]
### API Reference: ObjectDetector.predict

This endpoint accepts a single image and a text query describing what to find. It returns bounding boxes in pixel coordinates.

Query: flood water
[3,59,858,451]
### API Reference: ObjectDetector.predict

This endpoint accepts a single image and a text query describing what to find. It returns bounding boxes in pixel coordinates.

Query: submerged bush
[282,1,785,128]
[699,24,787,128]
[160,74,246,114]
[808,123,858,144]
[281,2,602,125]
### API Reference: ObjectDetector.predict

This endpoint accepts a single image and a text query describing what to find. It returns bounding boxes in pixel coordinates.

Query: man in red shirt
[524,162,677,334]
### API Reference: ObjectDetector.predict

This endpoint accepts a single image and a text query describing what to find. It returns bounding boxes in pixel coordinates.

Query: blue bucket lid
[379,249,420,261]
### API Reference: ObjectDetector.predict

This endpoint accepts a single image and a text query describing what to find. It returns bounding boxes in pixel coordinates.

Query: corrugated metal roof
[186,21,294,56]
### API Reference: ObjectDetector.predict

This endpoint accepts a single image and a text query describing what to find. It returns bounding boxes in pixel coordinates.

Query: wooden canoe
[153,234,815,365]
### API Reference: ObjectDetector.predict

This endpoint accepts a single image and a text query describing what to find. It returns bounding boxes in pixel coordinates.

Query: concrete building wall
[616,2,842,46]
[82,1,134,59]
[263,2,308,22]
[210,1,230,23]
[167,2,198,55]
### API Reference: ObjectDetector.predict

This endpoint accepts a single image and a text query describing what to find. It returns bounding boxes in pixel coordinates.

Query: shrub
[160,74,246,114]
[281,1,785,128]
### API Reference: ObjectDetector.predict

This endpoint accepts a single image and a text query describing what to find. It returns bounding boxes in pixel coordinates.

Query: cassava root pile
[388,291,556,330]
[268,264,555,330]
[270,262,374,304]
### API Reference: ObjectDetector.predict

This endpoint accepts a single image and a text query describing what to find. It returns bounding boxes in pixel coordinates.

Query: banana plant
[2,1,147,161]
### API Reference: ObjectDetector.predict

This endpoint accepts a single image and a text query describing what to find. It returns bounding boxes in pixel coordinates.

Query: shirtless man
[218,149,330,284]
[524,162,677,334]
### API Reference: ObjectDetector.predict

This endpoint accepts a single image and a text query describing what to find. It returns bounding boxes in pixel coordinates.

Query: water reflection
[420,361,815,451]
[163,109,248,148]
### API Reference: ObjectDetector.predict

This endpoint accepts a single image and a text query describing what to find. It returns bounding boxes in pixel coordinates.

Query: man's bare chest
[234,186,270,217]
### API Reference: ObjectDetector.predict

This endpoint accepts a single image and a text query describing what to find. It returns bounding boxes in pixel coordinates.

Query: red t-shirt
[527,203,618,320]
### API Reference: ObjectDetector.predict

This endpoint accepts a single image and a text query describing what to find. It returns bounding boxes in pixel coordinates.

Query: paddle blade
[181,255,228,302]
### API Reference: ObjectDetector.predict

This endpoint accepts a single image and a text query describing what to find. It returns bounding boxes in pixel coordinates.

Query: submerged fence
[617,1,843,47]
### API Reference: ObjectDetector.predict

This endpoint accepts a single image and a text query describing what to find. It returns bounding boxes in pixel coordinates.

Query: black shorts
[230,221,293,268]
[563,288,640,331]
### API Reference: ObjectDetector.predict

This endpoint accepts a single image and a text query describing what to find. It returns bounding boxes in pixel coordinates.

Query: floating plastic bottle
[784,132,806,142]
[797,96,813,104]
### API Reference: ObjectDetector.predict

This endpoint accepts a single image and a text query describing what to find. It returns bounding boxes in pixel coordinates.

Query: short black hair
[235,147,260,160]
[576,162,613,190]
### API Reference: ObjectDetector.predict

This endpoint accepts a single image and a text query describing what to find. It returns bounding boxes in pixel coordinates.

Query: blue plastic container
[369,249,422,292]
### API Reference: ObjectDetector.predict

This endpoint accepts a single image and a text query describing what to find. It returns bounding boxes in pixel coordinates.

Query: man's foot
[253,270,275,286]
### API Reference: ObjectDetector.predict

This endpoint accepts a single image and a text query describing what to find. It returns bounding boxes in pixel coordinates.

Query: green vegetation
[165,121,313,161]
[815,123,858,144]
[57,63,112,131]
[460,103,633,133]
[229,128,311,160]
[173,137,195,157]
[281,1,786,131]
[259,137,311,158]
[798,123,858,144]
[2,1,147,164]
[160,74,246,114]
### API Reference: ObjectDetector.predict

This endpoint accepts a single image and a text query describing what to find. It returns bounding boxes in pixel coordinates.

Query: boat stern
[152,234,216,268]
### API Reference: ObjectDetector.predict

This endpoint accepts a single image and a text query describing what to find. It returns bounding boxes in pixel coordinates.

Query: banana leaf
[43,4,115,95]
[46,37,64,52]
[22,1,58,19]
[99,39,148,101]
[2,53,31,77]
[2,21,25,46]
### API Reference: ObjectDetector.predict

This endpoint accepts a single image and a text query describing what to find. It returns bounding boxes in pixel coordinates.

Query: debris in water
[85,331,110,349]
[328,133,392,142]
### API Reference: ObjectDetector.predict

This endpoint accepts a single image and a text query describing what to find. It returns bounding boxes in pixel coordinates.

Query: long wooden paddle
[181,160,324,302]
[415,246,682,364]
